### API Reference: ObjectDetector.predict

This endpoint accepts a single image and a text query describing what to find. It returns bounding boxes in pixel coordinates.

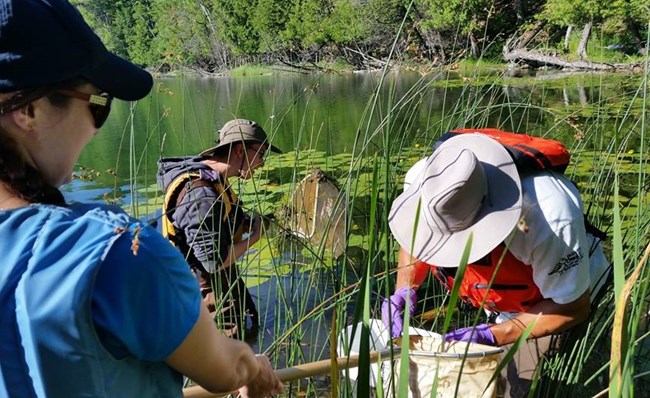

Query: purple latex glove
[444,324,497,346]
[381,287,417,339]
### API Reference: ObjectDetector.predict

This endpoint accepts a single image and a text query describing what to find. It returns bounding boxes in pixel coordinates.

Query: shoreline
[150,57,646,80]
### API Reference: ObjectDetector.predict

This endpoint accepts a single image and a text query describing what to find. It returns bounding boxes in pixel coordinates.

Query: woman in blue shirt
[0,0,282,397]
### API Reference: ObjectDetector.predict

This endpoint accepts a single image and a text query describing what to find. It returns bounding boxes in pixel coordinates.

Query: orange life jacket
[429,245,544,313]
[423,129,603,312]
[439,128,571,173]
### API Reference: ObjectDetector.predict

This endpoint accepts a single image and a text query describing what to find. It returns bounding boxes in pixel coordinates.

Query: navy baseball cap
[0,0,152,101]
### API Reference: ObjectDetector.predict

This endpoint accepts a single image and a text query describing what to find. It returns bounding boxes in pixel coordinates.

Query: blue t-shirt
[1,203,202,397]
[91,220,201,360]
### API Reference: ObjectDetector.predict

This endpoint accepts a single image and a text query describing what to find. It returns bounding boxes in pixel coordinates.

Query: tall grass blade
[610,240,650,397]
[441,233,473,336]
[356,156,381,398]
[609,172,627,397]
[446,232,479,397]
[398,290,412,398]
[329,310,338,398]
[609,235,650,397]
[484,316,538,393]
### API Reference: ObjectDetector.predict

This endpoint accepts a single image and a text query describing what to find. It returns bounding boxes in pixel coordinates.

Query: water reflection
[71,72,642,204]
[249,262,359,366]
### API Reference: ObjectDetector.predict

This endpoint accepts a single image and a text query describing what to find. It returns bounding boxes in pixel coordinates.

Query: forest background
[71,0,648,74]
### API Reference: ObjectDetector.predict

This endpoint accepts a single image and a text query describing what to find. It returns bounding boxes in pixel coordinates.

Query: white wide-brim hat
[388,134,522,267]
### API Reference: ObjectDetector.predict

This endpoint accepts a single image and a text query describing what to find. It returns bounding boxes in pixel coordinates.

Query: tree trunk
[408,5,428,54]
[503,48,616,71]
[562,86,570,106]
[469,32,479,58]
[578,84,587,106]
[503,19,546,55]
[197,0,228,70]
[563,25,573,53]
[435,30,446,63]
[408,4,444,61]
[516,20,546,50]
[625,18,645,51]
[514,0,526,24]
[577,22,592,60]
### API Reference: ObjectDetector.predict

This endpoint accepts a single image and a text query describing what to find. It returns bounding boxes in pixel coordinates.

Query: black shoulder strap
[175,178,212,208]
[584,215,608,241]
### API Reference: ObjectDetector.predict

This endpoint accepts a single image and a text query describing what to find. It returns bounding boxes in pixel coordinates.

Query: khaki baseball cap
[199,119,282,157]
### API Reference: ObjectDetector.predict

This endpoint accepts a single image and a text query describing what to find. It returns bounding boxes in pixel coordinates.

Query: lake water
[64,69,642,207]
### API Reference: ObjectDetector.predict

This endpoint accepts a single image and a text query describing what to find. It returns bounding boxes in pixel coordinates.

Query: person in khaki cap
[158,119,281,342]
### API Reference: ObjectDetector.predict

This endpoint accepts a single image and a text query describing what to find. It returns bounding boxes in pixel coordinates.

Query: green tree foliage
[541,0,604,26]
[150,0,217,69]
[122,0,157,66]
[418,0,490,36]
[252,0,294,51]
[71,0,127,56]
[211,0,261,54]
[601,0,650,46]
[363,0,408,43]
[284,0,334,47]
[71,0,155,65]
[278,0,373,48]
[416,0,524,57]
[70,0,648,69]
[540,0,649,55]
[327,0,372,45]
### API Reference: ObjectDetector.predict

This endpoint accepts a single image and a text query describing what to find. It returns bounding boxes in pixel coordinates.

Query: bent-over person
[382,133,610,397]
[158,119,281,341]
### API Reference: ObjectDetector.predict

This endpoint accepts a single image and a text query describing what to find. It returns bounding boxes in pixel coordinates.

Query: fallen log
[503,49,616,71]
[504,49,645,72]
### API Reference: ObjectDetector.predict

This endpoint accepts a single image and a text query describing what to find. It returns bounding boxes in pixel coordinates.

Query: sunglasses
[57,89,113,128]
